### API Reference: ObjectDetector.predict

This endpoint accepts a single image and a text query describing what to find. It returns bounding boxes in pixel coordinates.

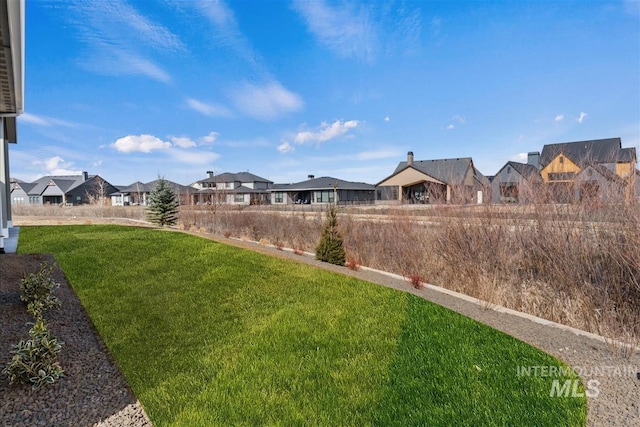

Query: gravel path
[3,222,639,426]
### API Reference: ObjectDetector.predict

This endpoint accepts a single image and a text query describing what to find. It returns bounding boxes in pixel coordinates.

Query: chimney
[308,174,315,180]
[82,171,88,181]
[527,152,540,169]
[207,170,214,179]
[407,151,414,166]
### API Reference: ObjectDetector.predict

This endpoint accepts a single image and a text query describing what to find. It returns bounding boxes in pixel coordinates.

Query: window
[559,156,564,164]
[275,192,283,203]
[499,183,519,203]
[507,166,512,174]
[235,194,245,203]
[314,190,334,203]
[547,172,575,181]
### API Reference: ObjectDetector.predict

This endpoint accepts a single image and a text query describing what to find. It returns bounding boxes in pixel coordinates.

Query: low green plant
[3,317,64,390]
[19,262,61,316]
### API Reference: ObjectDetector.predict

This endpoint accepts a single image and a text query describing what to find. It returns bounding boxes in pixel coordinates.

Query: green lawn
[18,225,586,426]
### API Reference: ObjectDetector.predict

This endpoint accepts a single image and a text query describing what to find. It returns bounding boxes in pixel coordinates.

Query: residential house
[376,152,490,204]
[270,175,375,205]
[192,171,273,205]
[491,154,543,204]
[111,179,194,206]
[0,0,24,253]
[11,172,119,206]
[538,137,637,202]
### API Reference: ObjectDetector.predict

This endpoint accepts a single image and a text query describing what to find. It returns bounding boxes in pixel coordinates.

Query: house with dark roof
[192,171,273,205]
[537,137,637,202]
[11,172,118,206]
[491,154,543,204]
[269,175,375,205]
[110,179,195,206]
[376,152,490,204]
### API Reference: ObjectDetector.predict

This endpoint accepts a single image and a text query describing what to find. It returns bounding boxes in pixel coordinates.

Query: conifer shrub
[315,205,346,266]
[146,177,180,226]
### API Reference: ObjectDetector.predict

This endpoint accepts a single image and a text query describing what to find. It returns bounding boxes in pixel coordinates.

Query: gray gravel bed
[0,253,152,427]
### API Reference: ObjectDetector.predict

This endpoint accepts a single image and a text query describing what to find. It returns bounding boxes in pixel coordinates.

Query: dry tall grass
[13,193,640,348]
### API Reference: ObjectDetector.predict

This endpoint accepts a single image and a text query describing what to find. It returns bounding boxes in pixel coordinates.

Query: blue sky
[10,0,640,186]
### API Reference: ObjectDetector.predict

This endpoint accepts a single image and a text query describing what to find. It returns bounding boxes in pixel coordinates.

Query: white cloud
[19,113,79,128]
[510,153,528,162]
[446,124,455,130]
[554,114,564,122]
[169,136,197,149]
[170,149,220,165]
[186,98,232,117]
[356,149,401,160]
[230,81,303,120]
[452,115,466,124]
[384,116,390,122]
[292,0,376,62]
[200,131,220,145]
[68,0,183,83]
[92,159,103,167]
[577,112,588,124]
[294,120,359,144]
[190,0,261,68]
[32,156,82,176]
[112,134,171,153]
[278,141,294,153]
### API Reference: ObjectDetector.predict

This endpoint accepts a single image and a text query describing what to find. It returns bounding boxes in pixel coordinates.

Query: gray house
[192,171,273,205]
[111,179,195,206]
[270,175,375,205]
[376,151,490,204]
[491,155,543,204]
[11,172,118,206]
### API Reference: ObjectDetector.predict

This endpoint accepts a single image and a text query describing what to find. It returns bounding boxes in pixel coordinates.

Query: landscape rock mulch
[0,253,152,427]
[2,223,639,426]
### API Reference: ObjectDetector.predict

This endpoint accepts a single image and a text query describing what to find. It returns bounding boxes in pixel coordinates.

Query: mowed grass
[18,225,586,426]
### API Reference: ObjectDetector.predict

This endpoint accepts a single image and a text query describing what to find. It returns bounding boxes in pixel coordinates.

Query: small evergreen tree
[146,177,179,226]
[315,204,346,265]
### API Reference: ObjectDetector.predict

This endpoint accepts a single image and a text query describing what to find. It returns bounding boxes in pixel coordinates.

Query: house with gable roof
[537,137,636,202]
[376,151,490,204]
[491,154,543,204]
[269,175,375,205]
[192,171,273,205]
[110,179,195,206]
[11,172,118,206]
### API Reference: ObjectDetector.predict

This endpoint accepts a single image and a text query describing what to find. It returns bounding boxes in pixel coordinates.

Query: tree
[315,204,346,265]
[147,177,179,226]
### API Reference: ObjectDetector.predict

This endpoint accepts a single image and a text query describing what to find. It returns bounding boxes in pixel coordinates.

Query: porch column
[0,118,7,251]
